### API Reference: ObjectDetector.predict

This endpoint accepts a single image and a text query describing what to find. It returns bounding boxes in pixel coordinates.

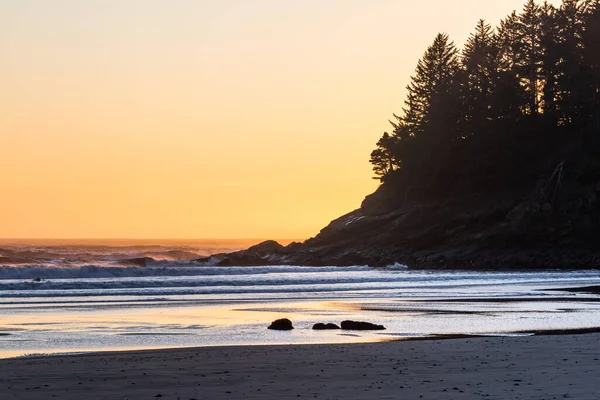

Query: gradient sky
[0,0,559,239]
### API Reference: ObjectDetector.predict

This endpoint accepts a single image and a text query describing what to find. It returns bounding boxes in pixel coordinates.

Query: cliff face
[200,165,600,269]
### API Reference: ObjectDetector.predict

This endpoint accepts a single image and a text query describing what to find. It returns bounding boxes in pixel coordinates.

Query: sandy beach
[1,333,599,400]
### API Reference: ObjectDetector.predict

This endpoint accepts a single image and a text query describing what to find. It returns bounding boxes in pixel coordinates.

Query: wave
[2,275,597,299]
[386,262,409,270]
[138,250,205,261]
[0,244,238,267]
[0,282,416,298]
[119,257,161,267]
[1,266,598,297]
[0,274,401,291]
[0,263,371,281]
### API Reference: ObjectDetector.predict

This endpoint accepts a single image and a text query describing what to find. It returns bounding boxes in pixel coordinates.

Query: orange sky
[0,0,560,239]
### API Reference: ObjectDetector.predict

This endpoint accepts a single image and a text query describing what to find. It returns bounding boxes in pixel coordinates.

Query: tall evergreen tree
[461,19,497,137]
[371,33,460,179]
[397,33,460,139]
[539,2,560,123]
[516,0,544,115]
[554,0,587,126]
[494,11,528,121]
[497,11,520,71]
[581,0,600,128]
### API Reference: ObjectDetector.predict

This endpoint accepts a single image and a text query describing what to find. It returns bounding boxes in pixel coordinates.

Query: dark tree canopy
[371,0,600,200]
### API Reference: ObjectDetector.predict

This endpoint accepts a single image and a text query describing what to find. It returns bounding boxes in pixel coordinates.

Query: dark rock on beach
[268,318,294,331]
[340,320,386,331]
[312,323,341,330]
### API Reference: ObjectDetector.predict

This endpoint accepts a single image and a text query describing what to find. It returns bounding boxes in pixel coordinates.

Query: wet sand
[1,333,599,399]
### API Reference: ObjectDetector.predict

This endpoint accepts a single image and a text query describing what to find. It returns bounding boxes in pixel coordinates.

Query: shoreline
[6,325,600,361]
[2,332,599,399]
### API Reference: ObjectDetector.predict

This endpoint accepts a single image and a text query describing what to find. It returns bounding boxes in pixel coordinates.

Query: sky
[0,0,561,239]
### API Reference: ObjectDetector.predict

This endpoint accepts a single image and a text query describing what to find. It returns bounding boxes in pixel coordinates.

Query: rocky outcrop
[267,318,294,331]
[312,323,341,330]
[340,321,386,331]
[246,240,284,253]
[195,240,287,266]
[197,167,600,270]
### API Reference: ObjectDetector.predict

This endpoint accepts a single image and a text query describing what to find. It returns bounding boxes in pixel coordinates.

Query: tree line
[371,0,600,199]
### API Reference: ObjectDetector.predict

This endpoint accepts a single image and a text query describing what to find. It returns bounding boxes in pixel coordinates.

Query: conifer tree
[461,19,497,136]
[497,11,520,71]
[371,33,460,179]
[516,0,544,115]
[399,33,460,139]
[539,2,560,122]
[554,0,587,125]
[581,0,600,128]
[494,11,528,121]
[370,133,398,180]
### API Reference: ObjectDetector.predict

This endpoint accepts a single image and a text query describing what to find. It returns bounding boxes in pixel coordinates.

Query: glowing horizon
[0,0,561,239]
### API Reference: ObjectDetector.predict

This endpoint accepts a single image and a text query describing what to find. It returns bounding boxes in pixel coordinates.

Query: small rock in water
[312,323,341,330]
[340,320,386,331]
[268,318,294,330]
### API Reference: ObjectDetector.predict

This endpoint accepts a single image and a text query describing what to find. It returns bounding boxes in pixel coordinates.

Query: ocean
[1,239,600,358]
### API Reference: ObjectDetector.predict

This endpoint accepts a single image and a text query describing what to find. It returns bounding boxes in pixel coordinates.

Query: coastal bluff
[198,172,600,269]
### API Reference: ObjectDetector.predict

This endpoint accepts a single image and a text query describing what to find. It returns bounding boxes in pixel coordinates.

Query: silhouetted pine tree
[496,11,520,71]
[494,12,528,123]
[539,2,560,123]
[461,19,497,137]
[582,0,600,129]
[516,0,544,116]
[554,0,587,125]
[370,133,397,180]
[371,33,459,181]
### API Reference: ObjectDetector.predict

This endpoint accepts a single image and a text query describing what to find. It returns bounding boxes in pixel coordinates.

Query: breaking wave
[0,241,245,267]
[386,262,409,270]
[2,241,599,304]
[0,263,370,281]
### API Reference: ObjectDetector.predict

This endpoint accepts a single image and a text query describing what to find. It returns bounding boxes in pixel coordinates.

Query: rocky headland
[198,169,600,270]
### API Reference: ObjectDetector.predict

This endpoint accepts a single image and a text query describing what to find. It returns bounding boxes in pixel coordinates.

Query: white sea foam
[386,262,409,269]
[0,263,370,281]
[0,264,598,300]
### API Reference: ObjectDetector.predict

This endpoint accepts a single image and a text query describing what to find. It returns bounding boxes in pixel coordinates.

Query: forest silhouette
[371,0,600,201]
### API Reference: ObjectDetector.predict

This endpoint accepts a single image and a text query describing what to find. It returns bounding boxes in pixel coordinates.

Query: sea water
[1,239,600,358]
